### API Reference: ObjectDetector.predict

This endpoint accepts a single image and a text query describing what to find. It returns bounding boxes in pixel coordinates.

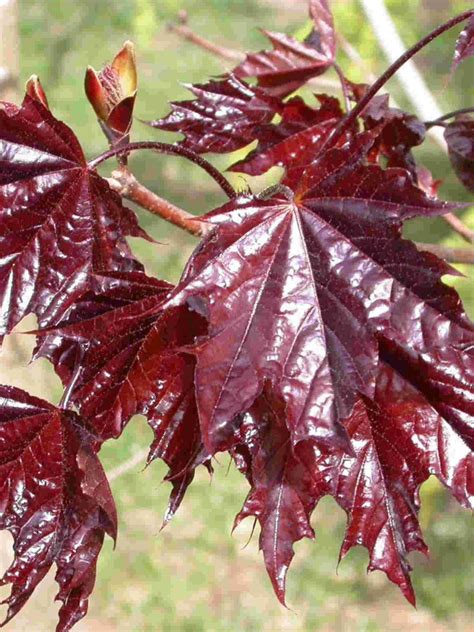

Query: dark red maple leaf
[229,94,344,182]
[234,0,336,96]
[34,270,171,387]
[36,270,209,519]
[0,94,148,342]
[0,5,473,627]
[153,76,345,185]
[164,132,472,461]
[36,271,178,437]
[444,116,474,192]
[149,74,280,154]
[451,14,474,73]
[313,361,472,603]
[0,386,116,631]
[232,394,320,604]
[347,84,426,179]
[232,355,473,605]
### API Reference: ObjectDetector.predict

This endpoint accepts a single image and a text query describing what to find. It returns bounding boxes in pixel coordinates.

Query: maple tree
[0,2,473,629]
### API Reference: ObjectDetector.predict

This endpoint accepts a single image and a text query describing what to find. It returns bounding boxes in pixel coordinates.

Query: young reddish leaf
[416,165,442,198]
[34,271,169,387]
[229,94,344,181]
[234,0,335,96]
[0,386,116,631]
[451,14,474,74]
[444,116,474,192]
[147,361,210,525]
[152,76,345,185]
[149,75,280,154]
[318,362,473,604]
[0,94,148,343]
[348,84,426,179]
[167,132,471,459]
[37,272,209,520]
[24,75,49,109]
[233,395,320,604]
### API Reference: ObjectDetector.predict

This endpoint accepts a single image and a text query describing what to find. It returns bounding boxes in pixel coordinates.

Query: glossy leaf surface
[234,0,335,95]
[0,386,116,631]
[0,3,473,627]
[0,96,147,342]
[319,362,473,604]
[444,116,474,192]
[229,94,344,181]
[168,133,471,461]
[37,271,208,519]
[149,75,279,154]
[233,394,319,604]
[451,14,474,73]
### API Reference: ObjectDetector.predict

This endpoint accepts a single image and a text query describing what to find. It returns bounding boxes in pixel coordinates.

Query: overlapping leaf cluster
[0,1,473,630]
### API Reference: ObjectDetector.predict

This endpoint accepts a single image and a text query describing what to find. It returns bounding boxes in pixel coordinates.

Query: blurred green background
[0,1,472,630]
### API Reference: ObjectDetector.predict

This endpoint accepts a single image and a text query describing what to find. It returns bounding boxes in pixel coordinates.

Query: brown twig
[109,169,474,263]
[109,168,209,237]
[415,242,474,264]
[167,12,244,62]
[167,12,340,91]
[108,447,150,483]
[441,213,474,244]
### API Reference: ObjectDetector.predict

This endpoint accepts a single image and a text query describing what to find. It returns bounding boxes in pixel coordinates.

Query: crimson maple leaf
[0,94,148,342]
[444,116,474,193]
[149,75,279,154]
[0,386,116,631]
[234,0,336,96]
[231,354,473,606]
[34,271,171,389]
[229,94,344,182]
[232,393,320,604]
[36,271,210,520]
[153,76,345,185]
[316,361,472,603]
[163,132,472,460]
[0,5,473,627]
[347,84,426,179]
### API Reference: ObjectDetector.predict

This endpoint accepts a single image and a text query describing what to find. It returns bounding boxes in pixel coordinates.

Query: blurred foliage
[6,1,474,630]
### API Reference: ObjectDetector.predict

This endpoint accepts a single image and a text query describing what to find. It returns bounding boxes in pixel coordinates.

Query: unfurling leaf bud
[25,75,49,109]
[85,41,137,137]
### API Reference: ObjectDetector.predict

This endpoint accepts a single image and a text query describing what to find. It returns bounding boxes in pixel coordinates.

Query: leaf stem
[89,141,236,199]
[324,9,474,150]
[334,63,351,112]
[59,346,85,410]
[425,107,474,128]
[108,168,209,237]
